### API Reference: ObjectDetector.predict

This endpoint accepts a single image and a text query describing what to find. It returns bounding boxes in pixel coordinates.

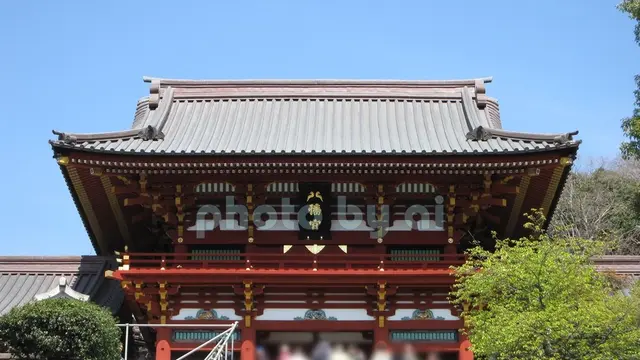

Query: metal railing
[123,252,466,271]
[118,322,238,360]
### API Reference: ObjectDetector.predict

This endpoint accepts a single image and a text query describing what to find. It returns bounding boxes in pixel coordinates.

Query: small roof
[33,277,90,302]
[0,256,123,315]
[592,255,640,280]
[50,77,579,156]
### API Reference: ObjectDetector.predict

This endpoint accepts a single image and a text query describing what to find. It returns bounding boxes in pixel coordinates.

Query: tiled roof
[593,255,640,279]
[50,78,580,156]
[0,256,123,315]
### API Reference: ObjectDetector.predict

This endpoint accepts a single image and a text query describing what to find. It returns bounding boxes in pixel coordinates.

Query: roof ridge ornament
[474,79,488,109]
[149,78,161,110]
[52,130,77,144]
[466,126,492,141]
[33,276,90,302]
[553,131,579,144]
[467,126,579,144]
[137,125,165,140]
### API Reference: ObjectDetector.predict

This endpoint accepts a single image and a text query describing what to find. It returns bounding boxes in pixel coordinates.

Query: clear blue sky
[0,1,637,255]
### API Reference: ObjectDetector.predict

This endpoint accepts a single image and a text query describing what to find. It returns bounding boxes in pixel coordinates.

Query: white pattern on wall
[388,309,459,321]
[171,308,241,321]
[256,308,374,321]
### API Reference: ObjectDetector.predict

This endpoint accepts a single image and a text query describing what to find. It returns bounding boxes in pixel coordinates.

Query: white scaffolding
[117,322,239,360]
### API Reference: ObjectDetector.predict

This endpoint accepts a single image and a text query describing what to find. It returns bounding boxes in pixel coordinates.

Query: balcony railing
[123,252,466,271]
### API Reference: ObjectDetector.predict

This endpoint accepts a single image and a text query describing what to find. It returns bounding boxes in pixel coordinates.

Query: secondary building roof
[50,77,580,156]
[0,256,123,316]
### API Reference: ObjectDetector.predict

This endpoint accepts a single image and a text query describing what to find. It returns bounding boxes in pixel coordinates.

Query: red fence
[124,252,466,271]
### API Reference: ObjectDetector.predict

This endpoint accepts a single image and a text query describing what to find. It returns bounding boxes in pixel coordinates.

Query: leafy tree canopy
[619,1,640,159]
[452,210,640,360]
[0,298,121,360]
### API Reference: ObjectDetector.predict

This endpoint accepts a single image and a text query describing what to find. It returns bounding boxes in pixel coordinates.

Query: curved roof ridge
[142,76,493,88]
[52,87,175,144]
[466,125,580,144]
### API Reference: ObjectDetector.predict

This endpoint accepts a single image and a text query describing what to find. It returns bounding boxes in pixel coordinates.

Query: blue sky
[0,1,637,255]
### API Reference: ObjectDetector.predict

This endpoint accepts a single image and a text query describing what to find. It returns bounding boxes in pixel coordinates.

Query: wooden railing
[124,252,466,271]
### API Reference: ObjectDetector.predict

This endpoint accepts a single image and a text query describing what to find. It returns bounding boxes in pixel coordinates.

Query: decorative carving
[243,280,254,327]
[158,282,169,324]
[137,125,164,140]
[52,130,77,144]
[247,184,254,243]
[34,277,89,302]
[294,309,337,321]
[307,193,323,230]
[466,126,492,141]
[184,309,230,321]
[305,244,325,255]
[299,183,332,240]
[307,191,323,202]
[400,309,445,321]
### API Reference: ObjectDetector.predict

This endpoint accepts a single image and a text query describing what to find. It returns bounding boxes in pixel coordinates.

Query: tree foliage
[551,158,640,255]
[619,1,640,159]
[0,298,121,360]
[452,210,640,359]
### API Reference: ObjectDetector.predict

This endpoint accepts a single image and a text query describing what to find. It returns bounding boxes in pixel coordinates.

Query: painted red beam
[124,252,465,271]
[67,150,568,168]
[253,320,376,331]
[110,268,455,286]
[181,230,450,245]
[170,343,241,352]
[172,342,460,354]
[390,343,460,353]
[387,320,463,330]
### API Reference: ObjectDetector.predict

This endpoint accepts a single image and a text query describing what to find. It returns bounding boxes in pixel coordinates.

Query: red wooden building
[50,77,580,360]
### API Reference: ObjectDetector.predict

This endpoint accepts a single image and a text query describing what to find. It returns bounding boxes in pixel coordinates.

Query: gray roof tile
[50,78,580,155]
[0,256,123,315]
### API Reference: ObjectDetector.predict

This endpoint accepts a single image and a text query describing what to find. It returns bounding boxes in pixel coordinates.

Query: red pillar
[241,327,256,360]
[373,317,389,346]
[458,338,473,360]
[156,328,171,360]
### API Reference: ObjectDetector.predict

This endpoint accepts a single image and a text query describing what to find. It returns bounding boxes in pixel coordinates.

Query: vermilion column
[458,336,473,360]
[241,327,256,360]
[156,328,171,360]
[373,322,389,346]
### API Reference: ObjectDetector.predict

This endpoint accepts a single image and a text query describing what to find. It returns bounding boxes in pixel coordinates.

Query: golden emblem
[309,219,321,230]
[306,191,323,202]
[308,203,322,216]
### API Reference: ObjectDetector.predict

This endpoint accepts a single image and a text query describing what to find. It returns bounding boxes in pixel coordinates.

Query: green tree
[0,298,121,360]
[551,158,640,255]
[451,210,640,359]
[619,1,640,159]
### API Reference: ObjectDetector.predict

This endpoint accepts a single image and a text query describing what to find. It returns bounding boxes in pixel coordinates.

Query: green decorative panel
[294,309,337,320]
[190,249,241,261]
[389,248,442,261]
[400,309,444,320]
[390,331,458,342]
[184,309,229,320]
[172,330,240,342]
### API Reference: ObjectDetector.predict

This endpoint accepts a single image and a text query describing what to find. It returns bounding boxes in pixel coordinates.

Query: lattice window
[266,182,299,193]
[172,330,240,342]
[331,182,366,193]
[190,246,242,261]
[396,183,437,194]
[195,182,236,194]
[390,331,457,342]
[265,182,366,194]
[389,247,442,261]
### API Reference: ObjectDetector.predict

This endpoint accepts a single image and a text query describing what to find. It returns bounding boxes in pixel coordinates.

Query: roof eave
[53,146,102,255]
[49,140,581,157]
